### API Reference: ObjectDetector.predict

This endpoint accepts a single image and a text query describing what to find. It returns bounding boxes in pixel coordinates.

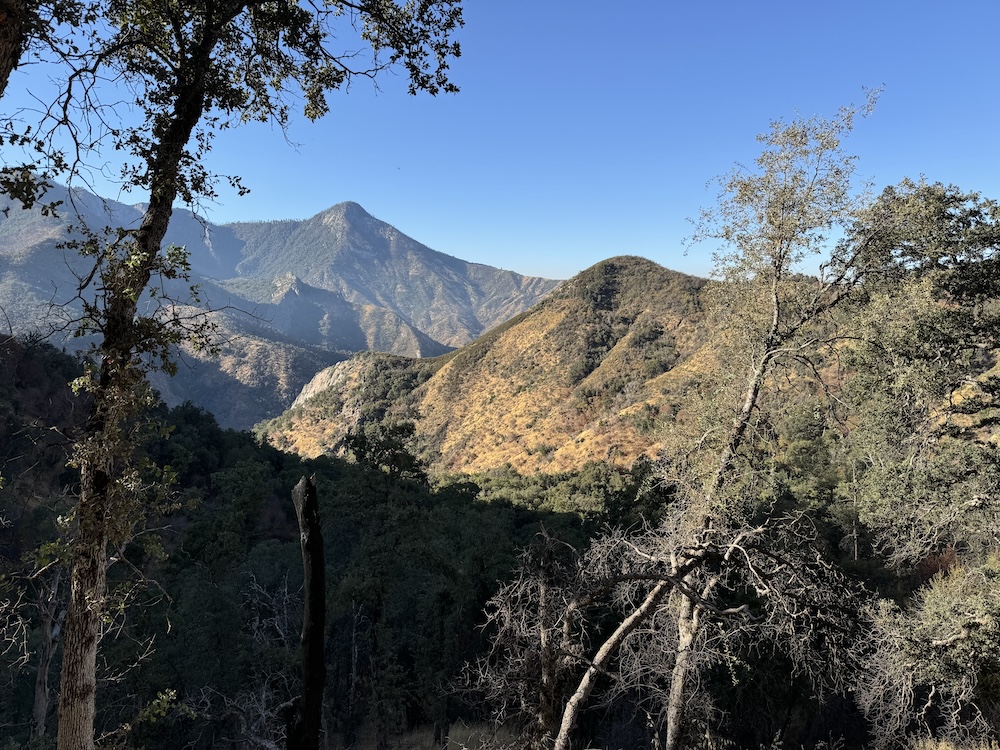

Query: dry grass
[263,258,716,477]
[909,741,1000,750]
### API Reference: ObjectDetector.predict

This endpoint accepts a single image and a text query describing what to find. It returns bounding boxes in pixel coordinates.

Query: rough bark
[0,0,28,98]
[287,475,326,750]
[56,462,110,750]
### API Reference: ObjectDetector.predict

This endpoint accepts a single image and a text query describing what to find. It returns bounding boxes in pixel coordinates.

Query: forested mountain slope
[259,256,714,473]
[7,180,1000,750]
[0,340,639,750]
[0,336,80,564]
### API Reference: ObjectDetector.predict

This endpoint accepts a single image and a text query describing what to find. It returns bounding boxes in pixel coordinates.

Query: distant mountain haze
[219,201,559,348]
[0,186,560,427]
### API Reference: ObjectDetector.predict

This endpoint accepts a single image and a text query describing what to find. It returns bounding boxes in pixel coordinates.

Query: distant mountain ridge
[216,201,557,348]
[0,187,560,427]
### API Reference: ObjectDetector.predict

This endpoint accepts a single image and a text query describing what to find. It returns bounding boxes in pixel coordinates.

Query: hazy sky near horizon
[9,0,1000,280]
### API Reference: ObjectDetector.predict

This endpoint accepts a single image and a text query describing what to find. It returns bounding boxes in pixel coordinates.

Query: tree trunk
[552,580,670,750]
[57,462,110,750]
[55,17,232,744]
[536,559,561,742]
[287,476,326,750]
[432,718,449,749]
[664,591,697,750]
[0,0,28,98]
[346,601,362,747]
[31,568,64,739]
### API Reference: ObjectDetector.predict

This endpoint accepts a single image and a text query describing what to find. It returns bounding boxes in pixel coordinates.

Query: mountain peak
[317,201,375,226]
[333,200,366,213]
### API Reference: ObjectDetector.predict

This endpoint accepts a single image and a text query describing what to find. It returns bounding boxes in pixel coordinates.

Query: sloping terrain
[0,337,82,561]
[219,201,560,348]
[259,257,715,473]
[0,188,558,427]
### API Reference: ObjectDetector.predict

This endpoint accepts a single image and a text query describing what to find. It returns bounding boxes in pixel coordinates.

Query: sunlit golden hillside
[258,256,720,473]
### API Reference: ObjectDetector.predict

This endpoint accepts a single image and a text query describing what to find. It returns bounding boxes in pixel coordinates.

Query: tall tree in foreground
[476,96,882,750]
[48,2,463,748]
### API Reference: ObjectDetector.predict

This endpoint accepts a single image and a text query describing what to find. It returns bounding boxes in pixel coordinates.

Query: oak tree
[29,2,464,748]
[476,97,884,750]
[844,179,1000,745]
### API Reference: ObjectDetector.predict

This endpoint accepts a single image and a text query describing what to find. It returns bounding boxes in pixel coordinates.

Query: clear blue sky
[9,0,1000,280]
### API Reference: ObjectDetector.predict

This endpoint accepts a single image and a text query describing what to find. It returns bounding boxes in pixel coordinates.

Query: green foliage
[264,352,433,424]
[842,181,1000,570]
[574,258,621,312]
[560,257,702,387]
[8,88,1000,746]
[346,420,427,481]
[37,401,578,748]
[453,459,672,528]
[859,557,1000,746]
[6,0,467,744]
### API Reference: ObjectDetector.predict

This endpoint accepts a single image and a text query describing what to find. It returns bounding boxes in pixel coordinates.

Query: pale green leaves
[693,98,874,287]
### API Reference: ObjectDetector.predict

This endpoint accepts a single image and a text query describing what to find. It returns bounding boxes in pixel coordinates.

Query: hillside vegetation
[259,256,712,473]
[0,340,656,750]
[6,94,1000,750]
